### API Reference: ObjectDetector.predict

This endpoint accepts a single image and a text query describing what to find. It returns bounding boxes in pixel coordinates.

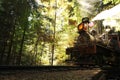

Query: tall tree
[0,0,31,65]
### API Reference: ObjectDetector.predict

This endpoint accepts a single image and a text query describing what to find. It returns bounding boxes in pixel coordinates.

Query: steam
[92,4,120,21]
[77,0,100,17]
[92,3,120,31]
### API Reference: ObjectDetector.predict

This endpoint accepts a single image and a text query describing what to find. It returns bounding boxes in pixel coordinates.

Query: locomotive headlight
[84,23,89,27]
[105,28,111,32]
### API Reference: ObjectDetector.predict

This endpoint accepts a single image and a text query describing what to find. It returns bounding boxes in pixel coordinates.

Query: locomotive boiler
[66,17,120,66]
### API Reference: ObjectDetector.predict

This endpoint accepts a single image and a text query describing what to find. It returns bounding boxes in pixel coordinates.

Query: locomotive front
[65,17,116,66]
[66,17,97,65]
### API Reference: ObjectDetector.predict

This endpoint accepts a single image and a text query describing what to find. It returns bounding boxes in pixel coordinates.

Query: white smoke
[77,0,100,17]
[92,4,120,21]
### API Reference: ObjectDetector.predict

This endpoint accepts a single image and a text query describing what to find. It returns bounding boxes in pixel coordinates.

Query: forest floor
[0,69,102,80]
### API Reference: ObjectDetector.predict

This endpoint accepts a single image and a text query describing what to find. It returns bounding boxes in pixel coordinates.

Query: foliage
[0,0,31,65]
[0,0,119,66]
[103,0,120,4]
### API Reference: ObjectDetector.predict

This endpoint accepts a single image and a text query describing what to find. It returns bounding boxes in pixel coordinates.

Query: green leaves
[2,0,119,65]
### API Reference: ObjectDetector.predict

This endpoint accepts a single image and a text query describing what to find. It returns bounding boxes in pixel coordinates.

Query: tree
[1,0,119,66]
[0,0,31,65]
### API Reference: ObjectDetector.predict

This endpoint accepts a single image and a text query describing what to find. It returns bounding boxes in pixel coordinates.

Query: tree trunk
[6,25,15,65]
[39,42,45,65]
[34,38,39,65]
[17,26,26,65]
[0,41,6,65]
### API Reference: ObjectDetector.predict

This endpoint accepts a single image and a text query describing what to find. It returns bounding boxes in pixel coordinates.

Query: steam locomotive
[66,17,120,66]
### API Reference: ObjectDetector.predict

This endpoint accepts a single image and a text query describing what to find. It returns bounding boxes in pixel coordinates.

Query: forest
[0,0,120,66]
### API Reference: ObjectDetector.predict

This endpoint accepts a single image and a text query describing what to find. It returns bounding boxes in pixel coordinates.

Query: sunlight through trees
[0,0,120,66]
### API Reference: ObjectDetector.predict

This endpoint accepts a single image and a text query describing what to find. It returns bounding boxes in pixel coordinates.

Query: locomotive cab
[107,33,120,66]
[108,33,120,53]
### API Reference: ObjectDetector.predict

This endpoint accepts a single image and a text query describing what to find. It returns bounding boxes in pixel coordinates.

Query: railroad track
[0,65,86,71]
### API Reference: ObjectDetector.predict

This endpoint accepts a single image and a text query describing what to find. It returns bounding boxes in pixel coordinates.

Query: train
[65,17,120,67]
